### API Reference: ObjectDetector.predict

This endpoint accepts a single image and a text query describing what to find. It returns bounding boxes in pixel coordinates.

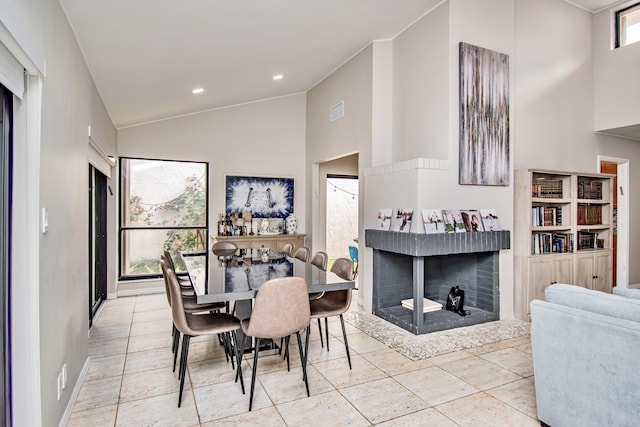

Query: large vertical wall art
[459,42,510,186]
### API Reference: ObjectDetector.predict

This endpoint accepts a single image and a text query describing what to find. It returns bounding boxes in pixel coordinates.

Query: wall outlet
[57,372,62,400]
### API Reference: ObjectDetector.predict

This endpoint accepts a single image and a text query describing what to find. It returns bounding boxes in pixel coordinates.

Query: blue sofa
[530,284,640,427]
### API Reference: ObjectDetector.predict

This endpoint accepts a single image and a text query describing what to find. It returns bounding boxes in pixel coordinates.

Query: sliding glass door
[0,85,13,426]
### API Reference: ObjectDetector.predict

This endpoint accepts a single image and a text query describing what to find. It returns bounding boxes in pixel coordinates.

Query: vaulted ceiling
[59,0,620,128]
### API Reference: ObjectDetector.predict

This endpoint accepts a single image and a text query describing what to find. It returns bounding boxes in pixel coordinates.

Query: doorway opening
[599,156,629,288]
[326,175,358,268]
[89,165,108,326]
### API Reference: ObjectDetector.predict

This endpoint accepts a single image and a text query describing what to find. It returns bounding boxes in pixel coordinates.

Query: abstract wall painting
[459,42,510,186]
[225,175,294,218]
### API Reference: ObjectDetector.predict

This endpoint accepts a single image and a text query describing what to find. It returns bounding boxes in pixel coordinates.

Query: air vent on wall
[330,100,344,122]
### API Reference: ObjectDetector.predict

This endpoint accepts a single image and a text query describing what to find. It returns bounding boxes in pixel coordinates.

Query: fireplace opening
[366,229,509,334]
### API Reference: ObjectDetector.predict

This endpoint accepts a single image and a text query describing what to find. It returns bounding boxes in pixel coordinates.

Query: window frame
[118,156,209,281]
[615,2,640,48]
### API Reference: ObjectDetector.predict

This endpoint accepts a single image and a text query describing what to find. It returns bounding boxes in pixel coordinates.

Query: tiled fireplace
[365,229,510,334]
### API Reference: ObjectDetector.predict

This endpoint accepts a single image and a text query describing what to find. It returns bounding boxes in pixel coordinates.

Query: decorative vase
[285,213,298,234]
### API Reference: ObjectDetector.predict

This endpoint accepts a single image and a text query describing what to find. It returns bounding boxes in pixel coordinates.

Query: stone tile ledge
[344,310,530,361]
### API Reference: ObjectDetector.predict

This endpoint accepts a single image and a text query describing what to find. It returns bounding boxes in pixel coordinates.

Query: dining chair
[280,242,294,256]
[348,245,359,279]
[293,246,311,262]
[163,250,197,293]
[310,251,328,270]
[305,257,354,369]
[309,251,328,347]
[165,266,245,407]
[212,240,239,257]
[160,258,227,371]
[239,276,311,411]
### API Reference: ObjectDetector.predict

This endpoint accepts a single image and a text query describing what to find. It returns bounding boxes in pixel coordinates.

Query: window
[120,158,208,279]
[616,2,640,48]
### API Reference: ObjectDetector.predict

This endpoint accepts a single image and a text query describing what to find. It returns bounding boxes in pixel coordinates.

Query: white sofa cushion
[545,283,640,323]
[613,287,640,299]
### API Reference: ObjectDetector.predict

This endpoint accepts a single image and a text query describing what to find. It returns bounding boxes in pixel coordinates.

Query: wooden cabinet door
[553,256,574,285]
[593,251,612,293]
[574,253,595,289]
[528,257,553,308]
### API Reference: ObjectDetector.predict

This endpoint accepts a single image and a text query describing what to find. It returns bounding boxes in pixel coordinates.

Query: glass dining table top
[181,248,355,304]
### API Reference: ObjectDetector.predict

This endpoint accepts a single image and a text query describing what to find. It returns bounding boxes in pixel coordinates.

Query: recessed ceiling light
[192,88,204,94]
[272,73,284,81]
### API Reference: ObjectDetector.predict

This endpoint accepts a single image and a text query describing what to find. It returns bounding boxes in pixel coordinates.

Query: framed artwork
[459,42,510,186]
[225,175,294,219]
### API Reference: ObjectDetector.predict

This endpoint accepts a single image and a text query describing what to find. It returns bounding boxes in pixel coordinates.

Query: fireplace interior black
[366,229,510,335]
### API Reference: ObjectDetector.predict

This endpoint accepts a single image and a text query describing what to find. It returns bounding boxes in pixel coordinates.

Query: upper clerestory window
[615,2,640,48]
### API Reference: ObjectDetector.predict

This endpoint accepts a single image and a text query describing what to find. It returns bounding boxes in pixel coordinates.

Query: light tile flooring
[67,293,540,426]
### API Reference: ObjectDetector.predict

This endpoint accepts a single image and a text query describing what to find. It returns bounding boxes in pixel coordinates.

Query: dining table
[180,248,356,353]
[181,248,356,305]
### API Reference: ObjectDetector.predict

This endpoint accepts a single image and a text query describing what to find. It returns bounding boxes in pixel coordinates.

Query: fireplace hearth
[365,229,510,334]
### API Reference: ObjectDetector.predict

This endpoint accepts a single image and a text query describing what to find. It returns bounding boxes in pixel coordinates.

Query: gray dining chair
[165,266,245,407]
[310,251,328,270]
[294,246,311,262]
[160,258,227,370]
[305,257,354,369]
[280,242,294,256]
[212,241,238,257]
[240,276,311,411]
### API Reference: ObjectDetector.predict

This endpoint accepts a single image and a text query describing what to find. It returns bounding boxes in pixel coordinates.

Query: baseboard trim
[58,356,91,427]
[117,286,164,297]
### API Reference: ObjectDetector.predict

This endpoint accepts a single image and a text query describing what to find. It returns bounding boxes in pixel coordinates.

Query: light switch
[41,208,48,234]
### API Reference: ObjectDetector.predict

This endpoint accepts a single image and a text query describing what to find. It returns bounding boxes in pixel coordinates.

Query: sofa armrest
[531,300,640,427]
[545,283,640,323]
[613,287,640,299]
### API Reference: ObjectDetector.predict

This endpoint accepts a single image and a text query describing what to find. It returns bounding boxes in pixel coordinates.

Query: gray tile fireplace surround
[365,229,511,334]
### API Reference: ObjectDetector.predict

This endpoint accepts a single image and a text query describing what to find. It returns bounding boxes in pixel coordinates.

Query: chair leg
[224,332,235,369]
[317,318,324,348]
[249,337,260,411]
[324,317,329,352]
[232,330,245,394]
[296,331,310,397]
[303,325,311,381]
[178,333,188,380]
[172,328,181,372]
[284,335,291,372]
[178,335,191,407]
[339,314,352,370]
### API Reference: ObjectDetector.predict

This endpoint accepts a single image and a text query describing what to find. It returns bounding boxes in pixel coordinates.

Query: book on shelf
[532,232,574,254]
[577,204,602,225]
[479,209,501,231]
[532,178,563,198]
[460,209,484,232]
[443,210,467,233]
[390,208,413,233]
[532,206,562,226]
[401,298,443,313]
[578,230,599,250]
[421,209,446,234]
[376,208,392,230]
[577,180,602,200]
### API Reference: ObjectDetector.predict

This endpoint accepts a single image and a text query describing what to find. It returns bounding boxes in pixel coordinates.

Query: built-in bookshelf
[514,169,614,320]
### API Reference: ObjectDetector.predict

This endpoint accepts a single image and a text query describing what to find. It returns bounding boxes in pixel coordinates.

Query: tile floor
[67,293,540,426]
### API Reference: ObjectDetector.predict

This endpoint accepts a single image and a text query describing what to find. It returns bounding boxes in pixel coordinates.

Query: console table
[211,234,306,252]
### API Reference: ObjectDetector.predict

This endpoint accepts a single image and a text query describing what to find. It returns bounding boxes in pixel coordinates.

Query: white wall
[593,3,640,133]
[306,45,373,305]
[3,0,118,425]
[393,1,449,161]
[118,93,308,251]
